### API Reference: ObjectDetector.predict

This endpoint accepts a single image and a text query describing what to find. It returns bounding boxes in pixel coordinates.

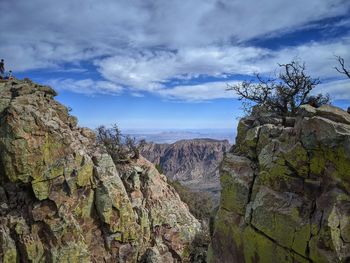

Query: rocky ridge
[0,79,201,263]
[208,104,350,263]
[140,139,230,203]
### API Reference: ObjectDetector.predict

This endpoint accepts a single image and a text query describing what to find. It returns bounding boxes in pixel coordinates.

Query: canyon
[140,139,230,204]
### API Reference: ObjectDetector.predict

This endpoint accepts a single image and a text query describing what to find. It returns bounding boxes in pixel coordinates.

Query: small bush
[155,163,163,174]
[96,124,145,164]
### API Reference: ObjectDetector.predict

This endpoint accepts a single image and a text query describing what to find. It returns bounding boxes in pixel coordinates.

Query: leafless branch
[227,60,329,119]
[334,56,350,79]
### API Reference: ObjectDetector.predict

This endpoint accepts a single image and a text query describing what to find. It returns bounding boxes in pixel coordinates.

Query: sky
[1,0,350,136]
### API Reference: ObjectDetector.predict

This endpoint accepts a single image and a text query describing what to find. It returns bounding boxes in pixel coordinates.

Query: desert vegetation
[155,163,164,174]
[227,60,330,123]
[96,124,146,164]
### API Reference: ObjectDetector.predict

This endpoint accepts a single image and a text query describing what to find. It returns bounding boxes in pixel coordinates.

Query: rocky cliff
[0,79,201,263]
[208,105,350,263]
[140,139,230,203]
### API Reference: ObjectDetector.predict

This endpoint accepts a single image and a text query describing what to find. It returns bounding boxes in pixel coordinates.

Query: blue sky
[1,0,350,135]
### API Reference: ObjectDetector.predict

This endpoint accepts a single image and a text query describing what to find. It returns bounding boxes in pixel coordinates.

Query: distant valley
[140,138,231,204]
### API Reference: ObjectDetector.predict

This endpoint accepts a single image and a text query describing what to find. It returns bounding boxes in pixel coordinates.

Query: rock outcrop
[140,139,230,203]
[0,79,201,263]
[208,105,350,263]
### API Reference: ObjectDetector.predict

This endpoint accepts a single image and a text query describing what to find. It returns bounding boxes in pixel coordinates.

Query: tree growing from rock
[335,56,350,79]
[96,124,146,163]
[227,60,330,121]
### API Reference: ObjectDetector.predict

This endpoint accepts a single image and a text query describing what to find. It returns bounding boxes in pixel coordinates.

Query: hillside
[0,79,201,263]
[140,139,230,203]
[208,104,350,262]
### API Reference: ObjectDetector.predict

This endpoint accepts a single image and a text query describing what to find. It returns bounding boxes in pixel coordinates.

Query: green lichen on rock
[235,118,254,147]
[76,161,93,187]
[0,80,201,263]
[241,225,310,263]
[74,154,94,188]
[94,153,139,240]
[209,209,244,263]
[237,126,261,158]
[309,146,350,191]
[248,187,311,257]
[73,188,94,219]
[282,142,309,178]
[42,133,65,167]
[220,154,255,215]
[309,150,326,175]
[0,227,18,263]
[31,180,50,200]
[22,227,45,263]
[220,170,247,213]
[209,105,350,262]
[50,242,90,263]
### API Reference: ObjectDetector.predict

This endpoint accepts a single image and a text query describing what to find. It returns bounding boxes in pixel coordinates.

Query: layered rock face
[209,105,350,263]
[0,79,200,263]
[140,139,230,203]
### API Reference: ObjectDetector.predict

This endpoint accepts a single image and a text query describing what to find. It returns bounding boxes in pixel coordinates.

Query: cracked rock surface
[0,79,201,263]
[208,104,350,263]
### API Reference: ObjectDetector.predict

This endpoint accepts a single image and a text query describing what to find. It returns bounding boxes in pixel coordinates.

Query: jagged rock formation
[140,139,230,203]
[0,79,201,263]
[208,105,350,263]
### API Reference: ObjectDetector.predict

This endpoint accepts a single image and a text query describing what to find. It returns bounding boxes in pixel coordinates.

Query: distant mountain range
[125,129,235,144]
[140,138,231,204]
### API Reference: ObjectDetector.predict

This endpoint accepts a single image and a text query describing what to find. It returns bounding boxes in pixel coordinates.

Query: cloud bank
[1,0,350,100]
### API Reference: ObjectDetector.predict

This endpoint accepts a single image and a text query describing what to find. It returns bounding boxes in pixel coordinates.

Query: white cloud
[47,78,123,95]
[94,38,350,98]
[94,46,267,89]
[157,81,239,101]
[44,37,350,100]
[1,0,349,71]
[315,79,350,100]
[254,37,350,78]
[1,0,349,100]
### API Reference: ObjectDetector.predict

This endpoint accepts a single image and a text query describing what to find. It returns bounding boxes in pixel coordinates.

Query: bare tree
[96,124,123,162]
[96,125,148,163]
[227,60,330,122]
[125,136,146,159]
[335,56,350,79]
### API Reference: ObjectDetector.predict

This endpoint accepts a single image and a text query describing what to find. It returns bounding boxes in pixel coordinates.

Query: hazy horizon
[124,128,235,144]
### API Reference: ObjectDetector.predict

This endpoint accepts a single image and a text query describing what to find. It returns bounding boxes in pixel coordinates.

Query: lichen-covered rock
[0,225,18,263]
[0,79,200,263]
[209,105,350,263]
